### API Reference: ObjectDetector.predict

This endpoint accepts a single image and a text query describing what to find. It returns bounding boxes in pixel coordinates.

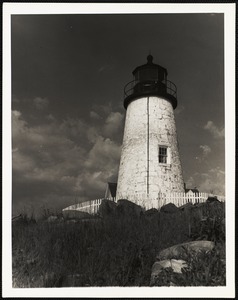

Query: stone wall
[116,96,184,200]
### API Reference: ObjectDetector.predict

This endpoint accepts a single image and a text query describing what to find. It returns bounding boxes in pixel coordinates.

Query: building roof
[132,55,168,76]
[185,188,200,194]
[107,182,117,197]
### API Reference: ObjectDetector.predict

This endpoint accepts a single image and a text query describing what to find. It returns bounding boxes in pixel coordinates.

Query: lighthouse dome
[124,55,177,110]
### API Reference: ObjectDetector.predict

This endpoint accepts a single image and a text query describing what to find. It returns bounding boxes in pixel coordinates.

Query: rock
[98,199,117,218]
[116,199,143,217]
[193,202,206,208]
[62,210,91,220]
[207,200,223,215]
[157,240,215,260]
[206,196,220,203]
[150,259,187,285]
[179,202,194,211]
[160,203,179,214]
[144,208,159,216]
[47,216,58,222]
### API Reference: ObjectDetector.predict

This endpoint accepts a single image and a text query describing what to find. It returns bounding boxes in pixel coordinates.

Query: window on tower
[159,146,168,164]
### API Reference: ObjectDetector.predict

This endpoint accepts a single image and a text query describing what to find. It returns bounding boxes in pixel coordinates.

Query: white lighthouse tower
[116,55,184,202]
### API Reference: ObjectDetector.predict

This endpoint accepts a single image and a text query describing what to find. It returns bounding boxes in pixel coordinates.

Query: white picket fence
[115,192,225,210]
[62,198,116,215]
[62,192,225,215]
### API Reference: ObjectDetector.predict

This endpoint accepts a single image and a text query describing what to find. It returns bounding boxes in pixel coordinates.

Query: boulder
[150,259,187,285]
[116,199,143,217]
[157,240,215,260]
[193,202,206,208]
[144,208,159,217]
[206,200,224,217]
[179,202,194,211]
[98,199,117,218]
[160,203,179,214]
[62,209,91,220]
[206,196,220,203]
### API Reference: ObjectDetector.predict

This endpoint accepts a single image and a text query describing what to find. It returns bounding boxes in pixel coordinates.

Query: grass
[12,201,225,287]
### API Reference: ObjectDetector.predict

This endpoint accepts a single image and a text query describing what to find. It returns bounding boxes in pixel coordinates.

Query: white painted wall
[116,96,184,200]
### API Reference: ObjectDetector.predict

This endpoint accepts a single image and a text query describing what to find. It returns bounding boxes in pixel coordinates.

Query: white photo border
[2,3,235,298]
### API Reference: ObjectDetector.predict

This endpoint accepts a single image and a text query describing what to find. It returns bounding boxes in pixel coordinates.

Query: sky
[11,13,225,217]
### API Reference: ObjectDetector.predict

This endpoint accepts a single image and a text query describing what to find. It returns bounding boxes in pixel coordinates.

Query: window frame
[158,145,170,165]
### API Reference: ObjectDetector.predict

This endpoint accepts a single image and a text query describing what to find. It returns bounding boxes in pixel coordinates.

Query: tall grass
[12,202,225,287]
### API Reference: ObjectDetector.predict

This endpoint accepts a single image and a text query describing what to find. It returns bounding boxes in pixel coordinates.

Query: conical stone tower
[116,55,184,202]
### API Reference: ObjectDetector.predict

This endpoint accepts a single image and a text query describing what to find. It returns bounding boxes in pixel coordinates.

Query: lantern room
[124,55,177,110]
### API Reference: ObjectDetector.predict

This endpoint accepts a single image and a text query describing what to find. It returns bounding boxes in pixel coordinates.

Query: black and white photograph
[2,3,235,298]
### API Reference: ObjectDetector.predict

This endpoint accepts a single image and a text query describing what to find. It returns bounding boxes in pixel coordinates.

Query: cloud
[12,105,122,217]
[195,145,211,163]
[33,97,49,110]
[200,145,211,157]
[90,111,101,120]
[185,167,225,195]
[204,121,224,139]
[103,111,124,138]
[92,103,113,116]
[46,114,56,122]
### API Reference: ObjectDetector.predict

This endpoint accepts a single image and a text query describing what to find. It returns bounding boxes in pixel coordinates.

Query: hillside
[12,198,225,287]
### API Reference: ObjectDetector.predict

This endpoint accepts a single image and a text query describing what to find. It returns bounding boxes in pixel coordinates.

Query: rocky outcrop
[179,202,194,211]
[160,203,179,214]
[62,210,91,220]
[157,240,215,260]
[206,196,220,203]
[116,199,144,217]
[150,259,188,285]
[98,199,117,218]
[151,240,215,286]
[144,208,159,217]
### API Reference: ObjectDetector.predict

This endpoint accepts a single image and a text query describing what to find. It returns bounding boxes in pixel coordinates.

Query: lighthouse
[116,55,184,202]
